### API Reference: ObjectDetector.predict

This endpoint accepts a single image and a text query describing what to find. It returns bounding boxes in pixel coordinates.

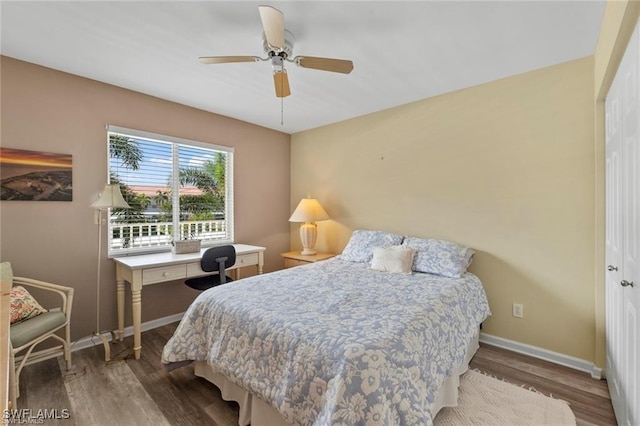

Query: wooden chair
[8,273,73,408]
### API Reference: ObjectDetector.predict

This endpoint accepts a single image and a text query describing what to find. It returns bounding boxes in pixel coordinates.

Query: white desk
[113,244,265,359]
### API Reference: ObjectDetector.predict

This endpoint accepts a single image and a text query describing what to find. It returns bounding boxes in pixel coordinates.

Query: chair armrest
[12,277,74,318]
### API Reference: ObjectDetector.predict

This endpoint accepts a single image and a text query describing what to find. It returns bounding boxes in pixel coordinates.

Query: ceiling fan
[199,5,354,98]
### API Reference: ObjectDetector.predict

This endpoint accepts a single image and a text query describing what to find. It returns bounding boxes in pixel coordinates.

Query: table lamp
[289,198,329,255]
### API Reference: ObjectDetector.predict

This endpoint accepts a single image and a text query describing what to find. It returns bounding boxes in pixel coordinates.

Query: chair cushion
[10,285,47,324]
[10,311,66,349]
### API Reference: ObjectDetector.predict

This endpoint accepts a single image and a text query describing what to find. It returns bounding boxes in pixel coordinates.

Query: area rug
[434,370,576,425]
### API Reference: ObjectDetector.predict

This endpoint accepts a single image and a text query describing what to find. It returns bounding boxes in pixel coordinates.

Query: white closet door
[606,42,625,422]
[621,21,639,426]
[606,19,640,426]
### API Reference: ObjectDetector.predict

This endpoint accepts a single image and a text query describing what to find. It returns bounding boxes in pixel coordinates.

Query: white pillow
[370,246,415,274]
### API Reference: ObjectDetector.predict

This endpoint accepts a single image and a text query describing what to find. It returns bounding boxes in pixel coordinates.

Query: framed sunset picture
[0,148,72,201]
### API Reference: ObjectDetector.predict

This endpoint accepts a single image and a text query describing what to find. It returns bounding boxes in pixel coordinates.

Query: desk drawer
[236,252,259,267]
[143,265,186,285]
[186,262,206,277]
[185,253,258,277]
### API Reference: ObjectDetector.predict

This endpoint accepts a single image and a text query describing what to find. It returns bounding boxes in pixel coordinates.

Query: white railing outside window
[110,220,226,250]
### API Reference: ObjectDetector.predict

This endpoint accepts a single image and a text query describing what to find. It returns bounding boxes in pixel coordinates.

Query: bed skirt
[194,329,479,425]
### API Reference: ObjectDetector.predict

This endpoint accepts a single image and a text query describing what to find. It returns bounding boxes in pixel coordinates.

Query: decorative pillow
[370,246,415,274]
[402,237,474,278]
[10,285,47,325]
[339,230,404,263]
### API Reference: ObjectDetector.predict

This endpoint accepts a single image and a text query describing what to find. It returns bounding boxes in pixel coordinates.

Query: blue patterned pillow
[339,230,404,263]
[402,237,474,278]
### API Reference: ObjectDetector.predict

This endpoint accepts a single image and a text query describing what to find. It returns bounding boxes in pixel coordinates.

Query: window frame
[105,125,234,257]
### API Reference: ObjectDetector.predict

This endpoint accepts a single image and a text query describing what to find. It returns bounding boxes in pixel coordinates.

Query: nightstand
[281,251,335,268]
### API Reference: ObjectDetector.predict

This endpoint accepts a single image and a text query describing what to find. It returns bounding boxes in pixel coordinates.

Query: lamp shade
[289,198,329,223]
[91,184,131,209]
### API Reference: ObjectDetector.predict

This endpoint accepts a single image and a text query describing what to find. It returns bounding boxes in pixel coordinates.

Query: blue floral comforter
[162,258,491,425]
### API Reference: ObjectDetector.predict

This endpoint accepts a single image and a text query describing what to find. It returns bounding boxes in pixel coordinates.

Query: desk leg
[116,279,125,342]
[132,289,142,360]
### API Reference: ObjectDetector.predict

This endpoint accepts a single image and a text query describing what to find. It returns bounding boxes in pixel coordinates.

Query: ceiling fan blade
[273,70,291,98]
[259,5,284,49]
[295,56,354,74]
[199,56,260,64]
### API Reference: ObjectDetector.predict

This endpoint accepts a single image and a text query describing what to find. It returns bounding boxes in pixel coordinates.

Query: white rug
[434,370,576,425]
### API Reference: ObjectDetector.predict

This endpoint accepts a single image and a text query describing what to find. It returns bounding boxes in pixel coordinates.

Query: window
[106,125,234,257]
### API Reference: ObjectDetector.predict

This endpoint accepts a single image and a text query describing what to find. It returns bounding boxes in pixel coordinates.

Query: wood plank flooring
[469,344,616,426]
[15,323,616,425]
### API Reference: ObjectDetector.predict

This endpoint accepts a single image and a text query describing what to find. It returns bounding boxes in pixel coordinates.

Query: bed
[162,231,491,425]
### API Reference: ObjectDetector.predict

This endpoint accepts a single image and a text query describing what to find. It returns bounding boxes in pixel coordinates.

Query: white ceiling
[1,1,605,134]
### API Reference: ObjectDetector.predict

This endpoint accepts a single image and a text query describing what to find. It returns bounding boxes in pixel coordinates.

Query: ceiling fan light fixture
[271,54,286,67]
[198,4,353,102]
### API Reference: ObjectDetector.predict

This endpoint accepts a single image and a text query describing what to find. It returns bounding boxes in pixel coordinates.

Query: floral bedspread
[162,258,491,425]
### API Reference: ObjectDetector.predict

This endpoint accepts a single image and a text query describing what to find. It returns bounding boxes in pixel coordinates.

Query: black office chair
[185,245,236,291]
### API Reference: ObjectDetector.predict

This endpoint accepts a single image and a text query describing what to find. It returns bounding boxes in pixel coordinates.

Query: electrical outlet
[512,303,524,318]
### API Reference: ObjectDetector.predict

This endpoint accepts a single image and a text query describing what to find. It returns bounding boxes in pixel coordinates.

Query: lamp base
[299,222,318,256]
[93,330,117,362]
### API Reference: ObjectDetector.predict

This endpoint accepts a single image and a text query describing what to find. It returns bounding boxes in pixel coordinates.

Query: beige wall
[291,57,596,362]
[0,57,291,340]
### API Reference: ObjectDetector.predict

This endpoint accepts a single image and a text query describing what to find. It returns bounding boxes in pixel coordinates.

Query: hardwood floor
[469,344,616,426]
[16,323,616,425]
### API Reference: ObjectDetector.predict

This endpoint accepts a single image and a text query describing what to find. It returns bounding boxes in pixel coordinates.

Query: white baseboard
[479,332,604,380]
[71,312,185,353]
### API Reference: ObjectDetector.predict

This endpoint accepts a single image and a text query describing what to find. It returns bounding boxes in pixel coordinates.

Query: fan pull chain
[281,62,285,126]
